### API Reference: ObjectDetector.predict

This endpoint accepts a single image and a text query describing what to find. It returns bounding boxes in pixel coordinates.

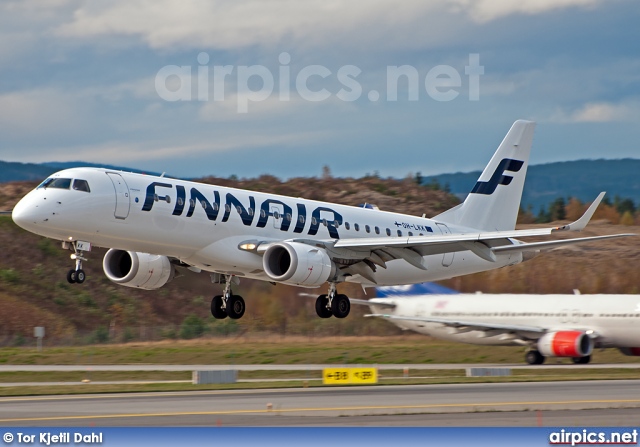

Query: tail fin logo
[470,158,524,195]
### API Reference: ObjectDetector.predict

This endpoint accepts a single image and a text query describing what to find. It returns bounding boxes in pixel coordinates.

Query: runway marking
[1,399,640,423]
[0,387,316,403]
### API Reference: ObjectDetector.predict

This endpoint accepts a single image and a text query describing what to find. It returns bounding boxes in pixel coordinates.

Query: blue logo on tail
[470,158,524,195]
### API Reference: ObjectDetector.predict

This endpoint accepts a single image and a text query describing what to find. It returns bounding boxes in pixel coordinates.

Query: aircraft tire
[572,355,591,364]
[315,295,332,318]
[227,295,246,320]
[331,294,350,319]
[76,269,86,284]
[525,350,545,365]
[67,269,77,284]
[211,295,227,319]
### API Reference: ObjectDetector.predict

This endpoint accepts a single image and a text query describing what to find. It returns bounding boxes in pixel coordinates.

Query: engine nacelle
[619,347,640,356]
[103,249,175,290]
[538,331,594,358]
[262,242,335,287]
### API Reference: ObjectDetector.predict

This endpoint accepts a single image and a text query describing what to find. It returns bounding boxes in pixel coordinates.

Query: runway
[1,380,639,426]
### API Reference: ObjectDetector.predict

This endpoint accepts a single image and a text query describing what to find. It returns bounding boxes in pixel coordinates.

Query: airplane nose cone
[12,195,39,231]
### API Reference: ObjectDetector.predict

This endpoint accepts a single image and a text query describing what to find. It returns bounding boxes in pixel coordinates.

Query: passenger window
[375,226,380,234]
[397,230,403,237]
[298,215,305,224]
[365,225,370,233]
[72,179,91,193]
[286,213,292,221]
[345,222,350,230]
[386,228,391,236]
[354,223,360,231]
[408,232,413,236]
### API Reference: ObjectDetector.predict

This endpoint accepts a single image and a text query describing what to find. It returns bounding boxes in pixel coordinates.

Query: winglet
[554,192,605,232]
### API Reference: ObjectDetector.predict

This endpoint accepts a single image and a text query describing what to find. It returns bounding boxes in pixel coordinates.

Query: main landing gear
[210,274,246,320]
[525,350,592,365]
[315,283,350,319]
[525,350,545,365]
[65,241,87,284]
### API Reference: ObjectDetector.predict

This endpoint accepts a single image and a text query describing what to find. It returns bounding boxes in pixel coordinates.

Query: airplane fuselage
[12,168,522,287]
[369,294,640,349]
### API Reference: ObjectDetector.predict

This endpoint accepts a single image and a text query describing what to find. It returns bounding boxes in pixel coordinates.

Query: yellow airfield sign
[322,367,378,385]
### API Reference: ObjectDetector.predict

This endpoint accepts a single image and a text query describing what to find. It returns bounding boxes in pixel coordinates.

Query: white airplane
[359,283,640,365]
[10,120,633,321]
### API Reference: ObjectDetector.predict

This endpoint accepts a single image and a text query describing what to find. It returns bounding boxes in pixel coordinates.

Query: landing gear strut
[65,241,87,284]
[210,274,245,320]
[315,284,350,319]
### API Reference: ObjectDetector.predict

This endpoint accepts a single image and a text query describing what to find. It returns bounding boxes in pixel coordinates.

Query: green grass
[1,336,640,366]
[0,368,638,397]
[0,337,637,396]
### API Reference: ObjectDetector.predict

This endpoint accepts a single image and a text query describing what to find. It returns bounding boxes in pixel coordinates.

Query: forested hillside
[0,174,638,346]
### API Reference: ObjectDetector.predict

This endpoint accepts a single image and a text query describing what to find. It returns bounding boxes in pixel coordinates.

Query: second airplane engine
[103,249,175,290]
[263,242,335,287]
[537,330,594,358]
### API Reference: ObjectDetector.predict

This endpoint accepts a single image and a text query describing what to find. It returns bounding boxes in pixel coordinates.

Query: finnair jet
[361,283,640,365]
[11,121,633,321]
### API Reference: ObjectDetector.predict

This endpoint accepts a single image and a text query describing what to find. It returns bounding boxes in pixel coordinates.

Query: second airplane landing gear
[210,274,245,320]
[525,350,545,365]
[315,284,350,319]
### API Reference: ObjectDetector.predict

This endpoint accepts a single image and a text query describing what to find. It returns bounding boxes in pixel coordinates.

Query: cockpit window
[73,179,91,193]
[37,178,72,190]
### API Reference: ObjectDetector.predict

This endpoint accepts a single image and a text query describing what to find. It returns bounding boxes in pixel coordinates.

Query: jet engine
[103,249,175,290]
[262,242,335,287]
[537,330,594,357]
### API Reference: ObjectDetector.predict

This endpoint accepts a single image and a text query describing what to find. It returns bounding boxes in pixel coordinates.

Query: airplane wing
[252,192,633,284]
[366,313,546,335]
[326,192,635,268]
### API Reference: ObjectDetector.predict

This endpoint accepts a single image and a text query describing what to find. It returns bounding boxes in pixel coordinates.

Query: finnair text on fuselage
[141,181,433,239]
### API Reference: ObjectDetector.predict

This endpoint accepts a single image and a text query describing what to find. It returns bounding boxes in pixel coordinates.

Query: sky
[0,0,639,179]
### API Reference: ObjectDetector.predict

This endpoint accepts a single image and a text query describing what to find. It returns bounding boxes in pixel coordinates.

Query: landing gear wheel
[331,294,350,319]
[211,295,227,319]
[572,355,591,364]
[67,269,77,284]
[315,294,332,318]
[226,295,245,320]
[525,350,545,365]
[75,269,86,284]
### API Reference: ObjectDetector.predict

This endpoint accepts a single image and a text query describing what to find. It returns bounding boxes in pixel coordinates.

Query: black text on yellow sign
[323,367,378,385]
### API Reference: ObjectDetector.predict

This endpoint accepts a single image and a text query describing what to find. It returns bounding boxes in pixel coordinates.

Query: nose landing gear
[64,241,89,284]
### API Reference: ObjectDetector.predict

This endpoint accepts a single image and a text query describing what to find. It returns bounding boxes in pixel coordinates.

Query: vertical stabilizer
[435,120,535,231]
